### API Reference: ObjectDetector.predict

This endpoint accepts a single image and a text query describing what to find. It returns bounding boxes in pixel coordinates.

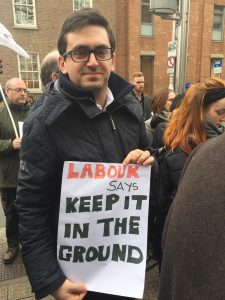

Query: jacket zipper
[109,114,123,161]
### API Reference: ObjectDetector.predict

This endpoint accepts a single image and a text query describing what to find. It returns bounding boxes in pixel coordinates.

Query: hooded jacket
[16,71,149,299]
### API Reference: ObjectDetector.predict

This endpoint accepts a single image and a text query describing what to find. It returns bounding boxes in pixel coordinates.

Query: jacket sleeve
[0,138,14,155]
[166,149,188,192]
[145,118,154,147]
[15,118,66,299]
[139,118,152,152]
[152,122,167,149]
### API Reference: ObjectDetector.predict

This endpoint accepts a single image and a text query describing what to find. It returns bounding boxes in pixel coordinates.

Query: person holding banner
[0,77,29,264]
[16,8,154,300]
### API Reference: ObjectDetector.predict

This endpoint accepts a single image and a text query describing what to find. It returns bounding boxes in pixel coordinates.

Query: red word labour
[67,163,140,179]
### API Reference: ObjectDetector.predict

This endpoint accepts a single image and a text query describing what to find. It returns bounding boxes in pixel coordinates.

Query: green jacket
[0,101,29,187]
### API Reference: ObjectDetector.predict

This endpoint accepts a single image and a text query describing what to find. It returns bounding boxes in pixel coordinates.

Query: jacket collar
[57,71,133,102]
[53,71,134,118]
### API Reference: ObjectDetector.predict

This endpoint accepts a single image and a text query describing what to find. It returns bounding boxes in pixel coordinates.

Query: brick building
[0,0,225,98]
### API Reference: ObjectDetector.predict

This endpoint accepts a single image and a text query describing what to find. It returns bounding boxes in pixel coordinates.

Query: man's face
[5,79,27,104]
[133,76,144,93]
[58,25,115,94]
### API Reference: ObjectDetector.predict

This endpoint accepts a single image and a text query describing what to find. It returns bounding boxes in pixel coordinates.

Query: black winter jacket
[150,112,169,149]
[15,72,149,299]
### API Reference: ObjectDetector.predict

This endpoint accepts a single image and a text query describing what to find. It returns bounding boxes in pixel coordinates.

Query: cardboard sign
[57,161,151,298]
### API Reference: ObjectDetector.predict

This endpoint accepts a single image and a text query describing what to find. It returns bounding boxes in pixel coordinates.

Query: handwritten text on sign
[57,162,151,298]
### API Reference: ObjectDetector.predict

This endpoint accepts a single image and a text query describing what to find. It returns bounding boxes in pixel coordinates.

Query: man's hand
[12,138,22,150]
[123,149,154,166]
[52,279,87,300]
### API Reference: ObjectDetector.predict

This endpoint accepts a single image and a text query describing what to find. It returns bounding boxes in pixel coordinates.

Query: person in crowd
[29,49,59,113]
[158,129,225,300]
[145,88,175,148]
[164,77,225,197]
[183,81,192,92]
[131,71,151,120]
[15,9,154,300]
[169,92,184,115]
[0,77,29,264]
[149,79,225,268]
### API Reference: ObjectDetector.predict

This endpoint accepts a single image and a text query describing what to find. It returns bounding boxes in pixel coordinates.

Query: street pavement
[0,205,159,300]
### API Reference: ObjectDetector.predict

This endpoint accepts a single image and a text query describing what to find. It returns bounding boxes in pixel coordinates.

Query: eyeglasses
[8,88,28,93]
[62,47,114,63]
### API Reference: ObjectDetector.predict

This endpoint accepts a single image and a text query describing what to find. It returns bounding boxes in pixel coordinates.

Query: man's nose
[87,52,99,65]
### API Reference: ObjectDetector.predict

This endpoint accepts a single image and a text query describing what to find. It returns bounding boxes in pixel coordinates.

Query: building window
[212,6,224,41]
[18,52,41,92]
[13,0,37,28]
[141,56,154,96]
[141,0,154,36]
[73,0,93,11]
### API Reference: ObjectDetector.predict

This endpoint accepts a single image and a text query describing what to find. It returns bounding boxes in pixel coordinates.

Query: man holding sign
[16,9,154,300]
[0,77,29,264]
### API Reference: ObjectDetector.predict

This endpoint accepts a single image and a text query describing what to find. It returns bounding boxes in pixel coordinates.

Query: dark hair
[169,93,185,112]
[151,88,174,114]
[57,8,115,55]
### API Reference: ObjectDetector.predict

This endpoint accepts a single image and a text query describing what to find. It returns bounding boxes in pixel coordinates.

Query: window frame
[17,51,42,93]
[12,0,37,29]
[73,0,93,11]
[141,0,154,37]
[212,5,224,42]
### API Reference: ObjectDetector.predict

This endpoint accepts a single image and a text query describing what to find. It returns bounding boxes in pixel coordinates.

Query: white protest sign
[18,121,24,138]
[57,161,151,298]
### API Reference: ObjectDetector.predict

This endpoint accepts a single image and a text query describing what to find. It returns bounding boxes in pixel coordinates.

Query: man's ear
[51,72,59,81]
[58,56,68,74]
[4,89,9,98]
[111,52,116,72]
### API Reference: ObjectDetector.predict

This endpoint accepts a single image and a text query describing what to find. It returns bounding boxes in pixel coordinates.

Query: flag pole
[0,83,19,138]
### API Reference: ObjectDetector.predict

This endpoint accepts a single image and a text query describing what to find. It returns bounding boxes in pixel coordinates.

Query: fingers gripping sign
[122,149,154,166]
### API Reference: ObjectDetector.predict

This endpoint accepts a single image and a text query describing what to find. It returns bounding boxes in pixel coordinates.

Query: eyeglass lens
[70,48,112,62]
[9,88,28,93]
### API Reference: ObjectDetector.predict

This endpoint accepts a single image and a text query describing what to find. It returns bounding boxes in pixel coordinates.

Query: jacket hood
[150,111,169,129]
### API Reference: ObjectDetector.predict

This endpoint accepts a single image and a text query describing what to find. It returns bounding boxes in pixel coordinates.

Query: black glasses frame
[62,47,114,63]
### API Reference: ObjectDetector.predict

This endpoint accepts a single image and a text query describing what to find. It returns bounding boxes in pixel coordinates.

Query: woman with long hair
[164,77,225,195]
[149,78,225,266]
[145,88,175,148]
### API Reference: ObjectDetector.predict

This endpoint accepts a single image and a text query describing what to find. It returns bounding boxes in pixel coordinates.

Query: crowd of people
[0,7,224,300]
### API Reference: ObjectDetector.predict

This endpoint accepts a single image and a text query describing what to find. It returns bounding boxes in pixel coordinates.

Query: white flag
[0,23,29,59]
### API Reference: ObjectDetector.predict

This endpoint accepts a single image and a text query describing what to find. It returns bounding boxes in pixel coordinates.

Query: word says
[67,163,140,179]
[66,194,147,213]
[59,244,143,264]
[107,180,138,192]
[64,216,141,239]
